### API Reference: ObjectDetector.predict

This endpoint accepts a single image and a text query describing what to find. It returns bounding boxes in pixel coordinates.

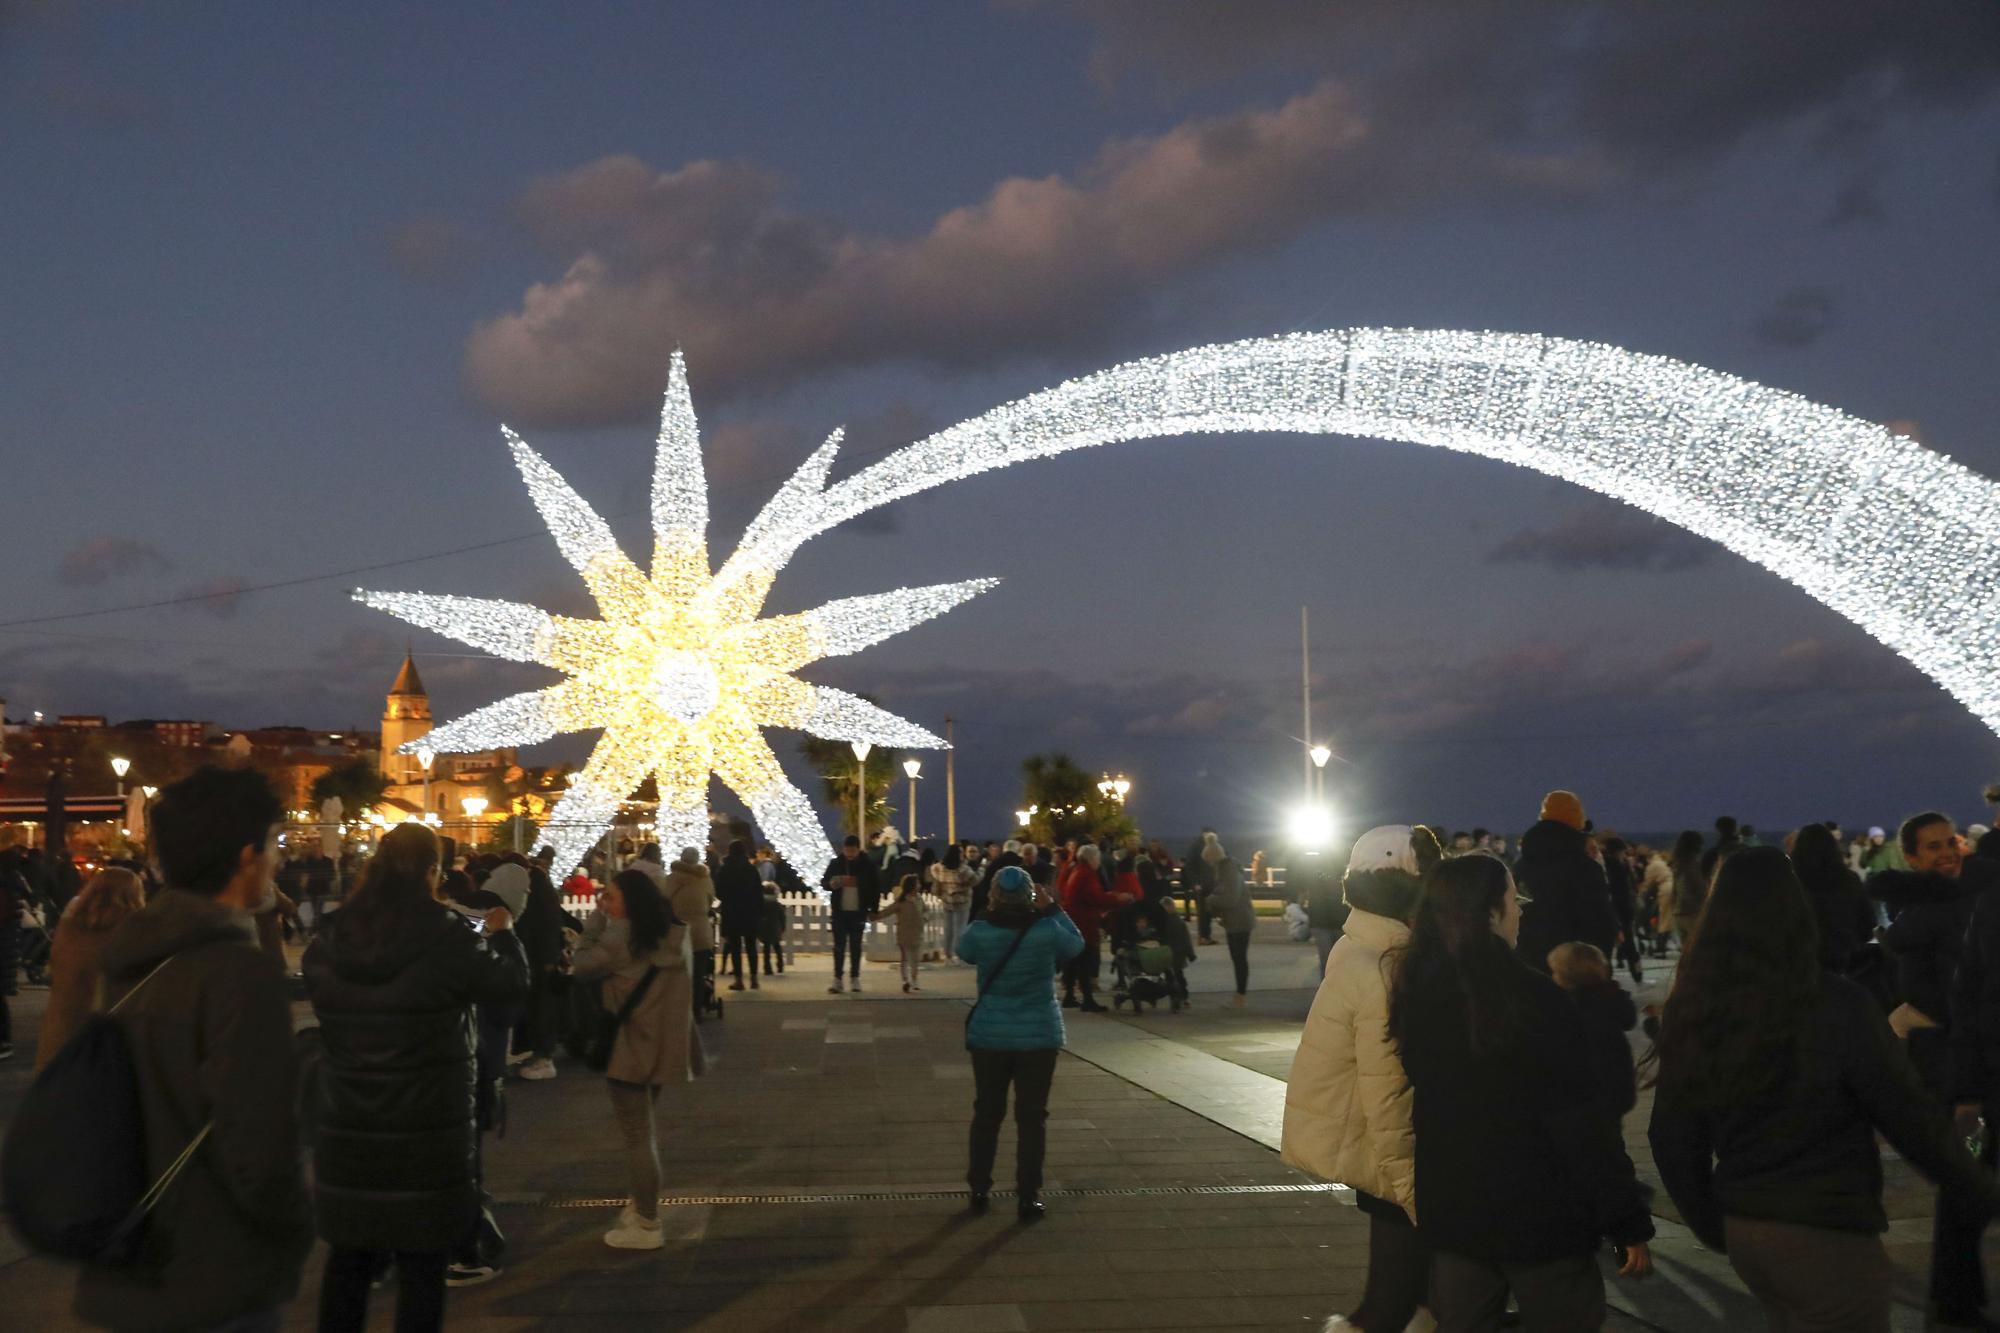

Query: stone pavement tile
[905,1303,1029,1332]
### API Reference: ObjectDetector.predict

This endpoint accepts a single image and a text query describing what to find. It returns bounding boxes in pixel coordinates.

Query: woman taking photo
[572,867,703,1249]
[1283,826,1440,1332]
[1390,852,1654,1328]
[1650,846,2000,1331]
[305,823,529,1333]
[957,865,1084,1222]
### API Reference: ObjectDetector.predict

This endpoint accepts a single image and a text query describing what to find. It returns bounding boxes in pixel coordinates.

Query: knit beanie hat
[675,846,702,868]
[991,865,1035,905]
[1539,790,1586,831]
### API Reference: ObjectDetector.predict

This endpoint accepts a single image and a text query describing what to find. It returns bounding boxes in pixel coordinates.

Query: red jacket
[1059,860,1122,945]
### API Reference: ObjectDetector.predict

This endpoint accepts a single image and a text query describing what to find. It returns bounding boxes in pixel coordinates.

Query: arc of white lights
[712,328,2000,742]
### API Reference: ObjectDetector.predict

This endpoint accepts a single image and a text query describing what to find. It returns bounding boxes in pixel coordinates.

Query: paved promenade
[0,921,1982,1329]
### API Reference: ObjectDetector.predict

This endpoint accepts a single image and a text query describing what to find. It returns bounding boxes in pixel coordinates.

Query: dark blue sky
[5,2,2000,845]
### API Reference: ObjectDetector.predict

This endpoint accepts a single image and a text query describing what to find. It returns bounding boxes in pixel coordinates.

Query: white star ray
[351,592,557,665]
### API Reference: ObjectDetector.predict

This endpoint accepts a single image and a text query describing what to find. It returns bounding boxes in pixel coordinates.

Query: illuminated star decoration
[356,352,995,875]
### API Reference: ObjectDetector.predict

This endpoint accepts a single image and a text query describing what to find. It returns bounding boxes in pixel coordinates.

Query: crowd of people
[1283,788,2000,1333]
[11,768,2000,1331]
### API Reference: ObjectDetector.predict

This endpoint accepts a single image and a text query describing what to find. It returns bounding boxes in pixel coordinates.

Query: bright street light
[1016,809,1032,826]
[902,758,921,841]
[1309,744,1332,769]
[109,756,131,779]
[1285,802,1337,850]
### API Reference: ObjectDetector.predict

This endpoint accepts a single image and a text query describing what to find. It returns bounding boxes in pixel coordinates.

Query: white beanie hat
[485,862,530,916]
[1349,825,1420,876]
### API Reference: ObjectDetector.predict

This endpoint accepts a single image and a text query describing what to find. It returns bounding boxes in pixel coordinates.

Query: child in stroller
[1106,895,1191,1013]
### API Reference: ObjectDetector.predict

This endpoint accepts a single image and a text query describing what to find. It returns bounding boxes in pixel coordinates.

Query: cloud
[1486,507,1714,572]
[173,576,255,620]
[383,214,478,285]
[1053,2,2000,166]
[1753,287,1839,348]
[461,79,1598,427]
[58,536,173,586]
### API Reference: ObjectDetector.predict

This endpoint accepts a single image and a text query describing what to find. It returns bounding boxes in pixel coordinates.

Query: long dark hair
[341,823,442,950]
[1669,829,1704,870]
[1656,846,1820,1109]
[1789,822,1849,895]
[613,868,673,957]
[1388,852,1523,1057]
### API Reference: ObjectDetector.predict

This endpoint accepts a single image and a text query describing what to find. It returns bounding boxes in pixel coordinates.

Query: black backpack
[0,956,212,1264]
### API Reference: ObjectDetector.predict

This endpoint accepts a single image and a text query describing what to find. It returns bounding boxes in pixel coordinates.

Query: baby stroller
[4,858,55,988]
[1111,938,1186,1012]
[695,905,724,1022]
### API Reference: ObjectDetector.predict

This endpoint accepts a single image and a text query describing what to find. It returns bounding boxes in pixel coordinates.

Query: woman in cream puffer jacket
[1283,824,1440,1333]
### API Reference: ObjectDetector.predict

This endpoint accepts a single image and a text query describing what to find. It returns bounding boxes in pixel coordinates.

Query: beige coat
[571,910,704,1087]
[1280,908,1415,1219]
[660,862,715,951]
[35,912,119,1071]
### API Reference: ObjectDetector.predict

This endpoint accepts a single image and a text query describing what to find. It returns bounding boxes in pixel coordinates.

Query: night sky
[5,2,2000,847]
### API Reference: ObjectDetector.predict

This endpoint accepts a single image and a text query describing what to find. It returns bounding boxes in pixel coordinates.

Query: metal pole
[856,756,866,843]
[1301,605,1313,801]
[945,716,957,846]
[908,773,918,844]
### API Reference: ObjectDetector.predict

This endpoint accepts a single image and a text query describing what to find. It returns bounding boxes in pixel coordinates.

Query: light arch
[722,328,2000,738]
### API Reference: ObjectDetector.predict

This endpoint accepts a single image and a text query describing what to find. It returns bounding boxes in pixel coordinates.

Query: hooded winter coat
[958,906,1085,1051]
[73,889,313,1333]
[1281,908,1415,1218]
[303,900,529,1251]
[1209,856,1255,934]
[1876,863,1994,1025]
[1512,819,1619,970]
[571,910,703,1086]
[662,860,715,951]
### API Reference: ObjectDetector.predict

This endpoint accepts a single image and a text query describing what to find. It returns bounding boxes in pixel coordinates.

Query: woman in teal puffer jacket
[958,865,1085,1221]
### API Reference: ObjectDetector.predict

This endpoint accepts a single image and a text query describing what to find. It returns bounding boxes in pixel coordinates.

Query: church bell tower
[380,652,432,786]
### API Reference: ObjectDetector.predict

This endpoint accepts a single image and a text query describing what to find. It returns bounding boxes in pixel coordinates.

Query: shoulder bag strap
[965,921,1035,1030]
[610,965,662,1031]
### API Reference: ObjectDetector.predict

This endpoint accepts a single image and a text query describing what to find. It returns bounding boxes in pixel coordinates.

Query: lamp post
[417,746,435,818]
[461,795,488,845]
[1309,744,1331,801]
[902,758,921,842]
[851,742,872,843]
[110,755,130,802]
[1016,808,1032,828]
[1114,774,1131,804]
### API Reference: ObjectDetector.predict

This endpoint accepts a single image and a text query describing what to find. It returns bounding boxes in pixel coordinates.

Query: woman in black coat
[305,823,529,1333]
[1651,846,2000,1331]
[1389,852,1654,1328]
[1790,822,1874,973]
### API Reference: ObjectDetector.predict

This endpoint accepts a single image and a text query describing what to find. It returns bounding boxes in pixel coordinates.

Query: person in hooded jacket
[1790,822,1874,975]
[305,822,529,1333]
[1512,790,1619,972]
[958,866,1085,1221]
[1391,851,1655,1327]
[714,840,764,990]
[73,767,314,1333]
[1653,846,2000,1332]
[1282,825,1441,1332]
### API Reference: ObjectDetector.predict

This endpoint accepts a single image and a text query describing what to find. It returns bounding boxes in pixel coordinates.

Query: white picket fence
[559,888,952,965]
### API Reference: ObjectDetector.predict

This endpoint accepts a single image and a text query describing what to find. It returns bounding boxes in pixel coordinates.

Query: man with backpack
[75,766,313,1331]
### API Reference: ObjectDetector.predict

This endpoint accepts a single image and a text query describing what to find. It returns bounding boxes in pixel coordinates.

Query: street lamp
[416,746,436,816]
[902,758,921,842]
[1113,774,1131,803]
[851,742,873,843]
[461,796,488,844]
[109,755,130,801]
[1016,809,1032,827]
[1309,743,1332,800]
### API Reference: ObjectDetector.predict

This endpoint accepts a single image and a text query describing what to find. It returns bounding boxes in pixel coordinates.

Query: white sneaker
[605,1214,664,1250]
[505,1050,533,1067]
[518,1057,557,1081]
[851,978,862,993]
[828,977,845,994]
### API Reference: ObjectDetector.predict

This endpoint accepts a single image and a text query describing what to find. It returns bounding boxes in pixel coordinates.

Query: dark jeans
[967,1047,1059,1197]
[1197,891,1214,939]
[319,1247,447,1333]
[759,935,783,973]
[721,929,758,983]
[512,971,558,1059]
[1908,1029,1991,1317]
[1430,1249,1603,1333]
[1061,941,1101,995]
[1725,1214,1891,1332]
[1349,1198,1428,1332]
[0,992,10,1046]
[1225,930,1251,994]
[831,910,865,979]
